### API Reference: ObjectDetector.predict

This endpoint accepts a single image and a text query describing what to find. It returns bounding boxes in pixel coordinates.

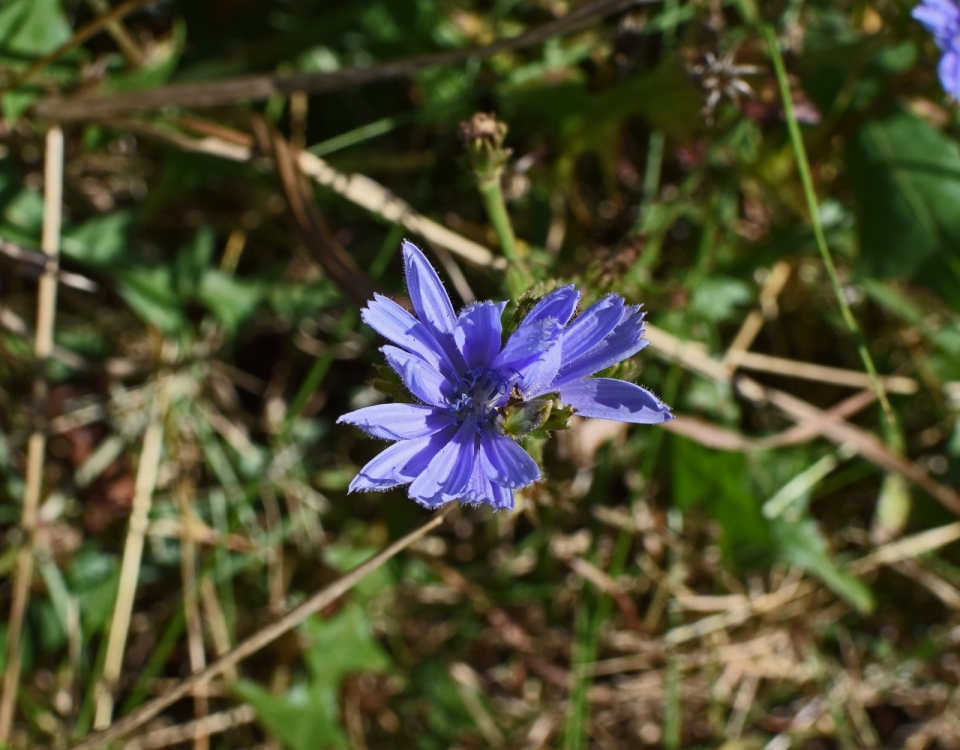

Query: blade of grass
[762,24,903,450]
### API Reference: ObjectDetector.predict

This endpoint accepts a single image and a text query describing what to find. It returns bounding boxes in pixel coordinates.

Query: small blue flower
[338,241,672,510]
[914,0,960,100]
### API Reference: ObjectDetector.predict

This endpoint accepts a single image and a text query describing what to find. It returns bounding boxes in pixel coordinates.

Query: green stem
[762,24,903,450]
[477,176,533,301]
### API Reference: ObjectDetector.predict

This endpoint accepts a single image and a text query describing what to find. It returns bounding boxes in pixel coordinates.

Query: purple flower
[338,241,672,510]
[914,0,960,100]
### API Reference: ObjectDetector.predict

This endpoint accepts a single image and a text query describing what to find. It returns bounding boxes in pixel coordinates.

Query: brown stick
[0,126,64,741]
[69,505,454,750]
[35,0,650,121]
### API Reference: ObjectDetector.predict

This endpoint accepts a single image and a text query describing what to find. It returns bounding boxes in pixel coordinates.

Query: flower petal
[940,49,960,99]
[558,378,673,424]
[402,240,458,336]
[560,295,625,364]
[462,458,516,510]
[337,403,454,441]
[382,346,453,407]
[348,428,458,492]
[455,301,506,369]
[408,421,478,506]
[523,285,580,328]
[914,0,960,48]
[362,294,453,374]
[554,307,648,385]
[494,317,564,373]
[479,426,541,489]
[516,342,562,398]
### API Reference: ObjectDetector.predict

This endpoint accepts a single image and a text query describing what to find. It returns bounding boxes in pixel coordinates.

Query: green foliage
[237,605,391,750]
[847,109,960,303]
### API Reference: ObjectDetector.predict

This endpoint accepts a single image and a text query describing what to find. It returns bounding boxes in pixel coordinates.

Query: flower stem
[477,176,533,301]
[762,23,903,450]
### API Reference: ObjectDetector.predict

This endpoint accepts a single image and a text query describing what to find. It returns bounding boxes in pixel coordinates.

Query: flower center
[448,367,510,427]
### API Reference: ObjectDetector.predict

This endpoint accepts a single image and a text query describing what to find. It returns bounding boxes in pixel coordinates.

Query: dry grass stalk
[84,0,145,65]
[70,505,454,750]
[0,125,64,742]
[723,260,792,369]
[175,479,209,750]
[35,0,649,121]
[119,704,256,750]
[93,377,170,729]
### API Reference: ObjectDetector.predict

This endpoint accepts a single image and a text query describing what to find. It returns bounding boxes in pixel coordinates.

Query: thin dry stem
[93,378,170,729]
[176,479,209,750]
[723,260,791,370]
[70,505,454,750]
[36,0,648,121]
[120,705,256,750]
[0,125,64,742]
[84,0,145,65]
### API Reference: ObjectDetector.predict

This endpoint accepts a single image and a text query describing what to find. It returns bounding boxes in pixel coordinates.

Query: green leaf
[62,211,132,266]
[0,0,71,58]
[237,604,390,750]
[847,110,960,302]
[301,604,391,683]
[175,225,215,298]
[115,266,186,334]
[771,517,874,614]
[671,436,772,566]
[688,276,753,323]
[197,270,263,330]
[3,188,43,235]
[235,681,348,750]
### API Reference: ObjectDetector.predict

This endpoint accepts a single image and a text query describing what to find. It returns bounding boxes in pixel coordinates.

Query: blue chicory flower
[338,241,672,510]
[913,0,960,100]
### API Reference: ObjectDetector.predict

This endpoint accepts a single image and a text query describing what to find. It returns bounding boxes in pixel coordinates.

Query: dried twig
[120,705,256,750]
[104,118,501,269]
[93,378,170,728]
[723,260,791,370]
[0,126,64,742]
[0,237,99,292]
[36,0,650,121]
[70,505,454,750]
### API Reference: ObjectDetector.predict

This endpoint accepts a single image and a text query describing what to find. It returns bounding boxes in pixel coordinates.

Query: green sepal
[499,395,574,437]
[370,365,413,403]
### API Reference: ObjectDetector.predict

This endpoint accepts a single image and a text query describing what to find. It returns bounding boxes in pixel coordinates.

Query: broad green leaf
[671,436,772,566]
[235,681,347,750]
[62,211,133,266]
[237,605,390,750]
[688,276,752,323]
[116,266,186,334]
[771,517,874,614]
[197,270,263,330]
[3,188,43,235]
[301,604,391,684]
[0,0,71,58]
[847,110,960,303]
[175,225,215,298]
